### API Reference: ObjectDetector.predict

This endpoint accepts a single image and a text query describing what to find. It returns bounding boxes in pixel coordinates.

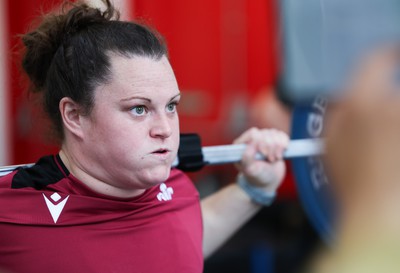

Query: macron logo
[157,183,173,201]
[43,192,69,224]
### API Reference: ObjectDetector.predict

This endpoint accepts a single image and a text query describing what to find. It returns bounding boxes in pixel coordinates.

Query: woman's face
[78,54,180,193]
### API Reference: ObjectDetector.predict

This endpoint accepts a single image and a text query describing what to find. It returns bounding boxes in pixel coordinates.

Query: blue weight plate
[290,96,336,243]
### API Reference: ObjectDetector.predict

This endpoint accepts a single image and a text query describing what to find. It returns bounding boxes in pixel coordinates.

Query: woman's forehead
[109,55,175,85]
[95,54,179,100]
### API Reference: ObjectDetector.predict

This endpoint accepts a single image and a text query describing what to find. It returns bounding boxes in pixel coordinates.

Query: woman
[0,1,289,272]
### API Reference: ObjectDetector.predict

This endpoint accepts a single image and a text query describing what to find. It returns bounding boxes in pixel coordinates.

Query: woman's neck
[58,147,146,199]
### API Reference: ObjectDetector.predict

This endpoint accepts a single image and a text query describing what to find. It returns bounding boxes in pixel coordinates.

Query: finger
[240,143,258,173]
[256,130,271,162]
[258,129,289,162]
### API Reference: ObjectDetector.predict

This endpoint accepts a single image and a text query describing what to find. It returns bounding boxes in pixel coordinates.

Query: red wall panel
[8,0,63,164]
[247,0,280,93]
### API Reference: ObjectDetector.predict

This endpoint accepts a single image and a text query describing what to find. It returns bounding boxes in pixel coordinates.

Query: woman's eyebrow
[120,93,181,103]
[169,93,181,101]
[120,96,151,102]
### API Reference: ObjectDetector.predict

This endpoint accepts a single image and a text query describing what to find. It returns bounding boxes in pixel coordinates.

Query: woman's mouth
[153,148,169,154]
[151,148,172,161]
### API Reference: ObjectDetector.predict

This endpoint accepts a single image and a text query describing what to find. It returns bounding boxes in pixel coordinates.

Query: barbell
[0,96,333,242]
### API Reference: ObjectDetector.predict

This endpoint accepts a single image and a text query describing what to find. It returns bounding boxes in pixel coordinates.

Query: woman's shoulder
[4,155,65,190]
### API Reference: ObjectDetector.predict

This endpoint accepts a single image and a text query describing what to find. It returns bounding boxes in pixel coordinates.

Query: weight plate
[290,96,336,243]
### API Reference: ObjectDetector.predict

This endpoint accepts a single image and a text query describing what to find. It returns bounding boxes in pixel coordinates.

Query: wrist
[237,174,276,206]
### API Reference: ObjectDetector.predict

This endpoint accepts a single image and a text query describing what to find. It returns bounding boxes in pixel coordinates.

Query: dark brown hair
[21,0,167,141]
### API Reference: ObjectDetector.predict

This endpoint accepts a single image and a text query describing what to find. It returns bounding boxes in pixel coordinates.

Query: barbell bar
[190,138,324,165]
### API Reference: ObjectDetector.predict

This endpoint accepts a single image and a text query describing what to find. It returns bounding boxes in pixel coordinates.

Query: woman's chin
[143,166,171,185]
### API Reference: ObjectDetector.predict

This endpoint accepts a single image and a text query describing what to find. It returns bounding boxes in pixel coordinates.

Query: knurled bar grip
[0,138,324,176]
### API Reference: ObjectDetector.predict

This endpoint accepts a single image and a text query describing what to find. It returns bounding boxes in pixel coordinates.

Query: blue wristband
[237,174,276,206]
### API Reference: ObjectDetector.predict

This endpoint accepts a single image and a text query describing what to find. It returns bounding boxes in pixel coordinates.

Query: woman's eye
[131,106,147,116]
[167,102,177,113]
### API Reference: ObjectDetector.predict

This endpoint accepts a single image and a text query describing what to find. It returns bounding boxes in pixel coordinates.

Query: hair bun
[21,0,118,93]
[63,1,118,36]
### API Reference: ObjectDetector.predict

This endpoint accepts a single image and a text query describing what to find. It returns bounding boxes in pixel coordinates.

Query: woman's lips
[151,149,172,161]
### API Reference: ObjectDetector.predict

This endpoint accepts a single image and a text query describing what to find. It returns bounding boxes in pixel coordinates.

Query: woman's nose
[149,114,173,139]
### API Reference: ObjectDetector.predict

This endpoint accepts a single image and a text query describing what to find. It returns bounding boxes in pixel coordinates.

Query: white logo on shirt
[157,183,173,201]
[43,192,69,223]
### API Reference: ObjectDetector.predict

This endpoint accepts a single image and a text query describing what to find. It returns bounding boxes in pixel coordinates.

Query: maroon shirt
[0,155,203,273]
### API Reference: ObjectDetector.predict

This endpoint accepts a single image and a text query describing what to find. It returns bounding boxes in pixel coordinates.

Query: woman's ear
[59,97,85,139]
